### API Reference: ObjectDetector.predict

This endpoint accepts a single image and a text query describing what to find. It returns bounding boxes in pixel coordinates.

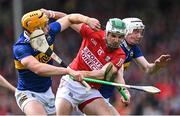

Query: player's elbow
[29,65,45,76]
[68,14,78,24]
[34,70,43,75]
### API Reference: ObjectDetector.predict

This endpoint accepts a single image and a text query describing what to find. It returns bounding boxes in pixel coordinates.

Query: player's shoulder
[14,33,30,45]
[131,44,141,50]
[13,33,32,52]
[131,44,142,53]
[94,29,104,35]
[91,29,105,39]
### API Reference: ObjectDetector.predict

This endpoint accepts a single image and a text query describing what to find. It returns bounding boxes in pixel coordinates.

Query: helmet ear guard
[106,18,126,36]
[21,10,49,33]
[122,17,145,34]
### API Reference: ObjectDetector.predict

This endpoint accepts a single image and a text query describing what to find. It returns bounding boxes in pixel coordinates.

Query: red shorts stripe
[78,97,102,110]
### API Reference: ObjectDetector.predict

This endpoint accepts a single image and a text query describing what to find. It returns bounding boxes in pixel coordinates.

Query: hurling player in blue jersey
[99,17,171,114]
[13,9,102,115]
[0,74,15,92]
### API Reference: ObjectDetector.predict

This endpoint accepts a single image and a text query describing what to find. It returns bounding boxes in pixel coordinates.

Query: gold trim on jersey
[123,62,131,71]
[14,45,54,70]
[14,60,26,69]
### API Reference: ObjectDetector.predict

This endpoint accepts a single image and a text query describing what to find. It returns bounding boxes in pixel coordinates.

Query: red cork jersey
[69,24,126,88]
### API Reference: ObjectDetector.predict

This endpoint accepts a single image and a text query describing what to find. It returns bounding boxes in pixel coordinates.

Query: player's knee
[55,98,73,115]
[24,101,46,115]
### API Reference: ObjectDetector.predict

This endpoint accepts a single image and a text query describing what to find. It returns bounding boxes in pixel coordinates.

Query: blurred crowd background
[0,0,179,115]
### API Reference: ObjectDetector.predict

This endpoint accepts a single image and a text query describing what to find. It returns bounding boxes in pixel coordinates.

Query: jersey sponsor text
[81,47,103,70]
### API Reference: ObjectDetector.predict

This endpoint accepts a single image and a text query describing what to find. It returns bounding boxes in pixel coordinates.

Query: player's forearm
[145,63,160,74]
[68,13,90,24]
[114,66,125,84]
[114,74,126,85]
[80,70,105,80]
[32,63,69,77]
[40,9,83,32]
[115,75,127,91]
[4,82,16,92]
[0,75,16,92]
[48,10,67,19]
[70,24,82,33]
[81,63,117,80]
[40,8,67,19]
[135,57,161,74]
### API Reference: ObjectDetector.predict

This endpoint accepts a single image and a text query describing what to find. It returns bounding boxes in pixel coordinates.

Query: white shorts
[71,98,112,115]
[56,75,103,110]
[15,87,55,114]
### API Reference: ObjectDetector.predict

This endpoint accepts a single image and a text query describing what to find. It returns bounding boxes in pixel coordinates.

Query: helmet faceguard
[21,10,49,33]
[105,18,126,49]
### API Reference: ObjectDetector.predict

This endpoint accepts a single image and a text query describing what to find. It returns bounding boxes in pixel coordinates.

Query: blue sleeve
[48,22,61,44]
[132,45,143,58]
[13,44,32,61]
[49,22,61,35]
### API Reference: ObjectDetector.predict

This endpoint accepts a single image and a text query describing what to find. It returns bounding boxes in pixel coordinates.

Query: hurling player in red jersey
[54,16,130,114]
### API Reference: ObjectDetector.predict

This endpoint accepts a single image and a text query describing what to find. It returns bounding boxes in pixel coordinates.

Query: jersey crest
[105,56,111,62]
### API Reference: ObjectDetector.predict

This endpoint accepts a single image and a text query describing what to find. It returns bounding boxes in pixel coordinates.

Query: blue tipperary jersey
[13,22,61,92]
[99,40,143,98]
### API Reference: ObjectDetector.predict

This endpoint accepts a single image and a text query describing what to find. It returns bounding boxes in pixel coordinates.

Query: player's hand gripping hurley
[30,29,91,91]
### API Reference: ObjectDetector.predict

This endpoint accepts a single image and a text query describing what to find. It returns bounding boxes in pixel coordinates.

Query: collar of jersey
[23,31,30,42]
[122,40,131,51]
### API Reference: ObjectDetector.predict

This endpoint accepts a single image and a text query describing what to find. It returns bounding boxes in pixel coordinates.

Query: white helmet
[106,18,126,36]
[122,18,145,34]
